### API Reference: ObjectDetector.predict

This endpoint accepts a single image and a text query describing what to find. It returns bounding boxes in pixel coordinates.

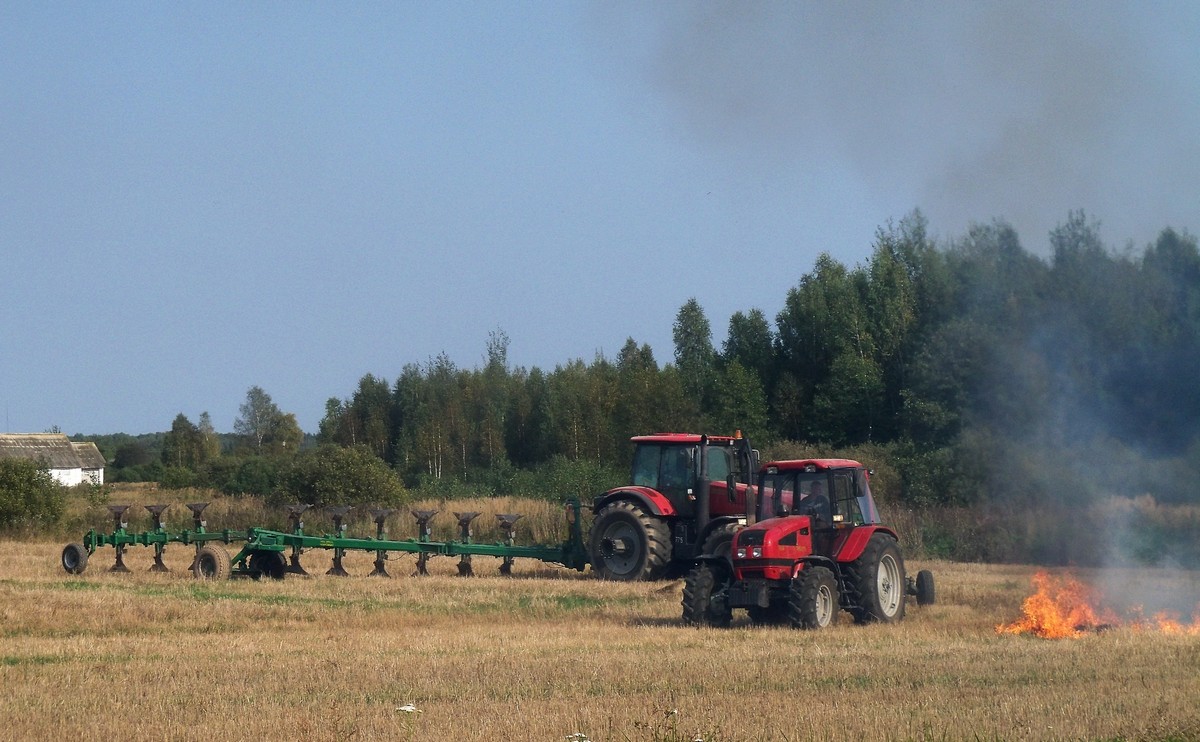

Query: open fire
[997,571,1200,639]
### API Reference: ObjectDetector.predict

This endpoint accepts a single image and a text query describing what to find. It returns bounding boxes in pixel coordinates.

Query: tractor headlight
[751,546,763,558]
[736,548,747,559]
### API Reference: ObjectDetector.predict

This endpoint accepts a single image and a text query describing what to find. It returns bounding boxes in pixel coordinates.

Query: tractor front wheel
[850,534,906,623]
[682,563,732,627]
[589,501,671,580]
[788,566,839,629]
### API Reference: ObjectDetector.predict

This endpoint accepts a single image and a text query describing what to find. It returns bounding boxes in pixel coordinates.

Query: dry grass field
[3,493,1200,741]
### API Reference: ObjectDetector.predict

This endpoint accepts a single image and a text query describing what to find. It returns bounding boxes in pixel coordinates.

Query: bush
[0,459,66,531]
[275,445,407,507]
[160,466,197,490]
[201,456,284,496]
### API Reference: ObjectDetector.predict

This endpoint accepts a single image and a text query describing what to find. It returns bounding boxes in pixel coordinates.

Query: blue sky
[3,3,1197,435]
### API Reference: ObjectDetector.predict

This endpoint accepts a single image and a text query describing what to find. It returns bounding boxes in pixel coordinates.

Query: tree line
[312,212,1200,498]
[81,209,1200,564]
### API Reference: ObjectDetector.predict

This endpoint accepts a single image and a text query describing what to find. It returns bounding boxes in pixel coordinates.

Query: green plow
[61,500,591,580]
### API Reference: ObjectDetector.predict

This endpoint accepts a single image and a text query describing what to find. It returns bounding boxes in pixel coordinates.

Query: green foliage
[234,386,302,454]
[673,297,717,411]
[276,444,407,507]
[201,456,285,497]
[109,460,164,484]
[160,466,197,490]
[0,459,66,531]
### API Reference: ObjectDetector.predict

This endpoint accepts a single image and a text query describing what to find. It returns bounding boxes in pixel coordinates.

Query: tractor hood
[732,515,814,580]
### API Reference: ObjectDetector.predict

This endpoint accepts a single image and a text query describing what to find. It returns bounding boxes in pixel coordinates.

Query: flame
[997,571,1200,639]
[997,572,1113,639]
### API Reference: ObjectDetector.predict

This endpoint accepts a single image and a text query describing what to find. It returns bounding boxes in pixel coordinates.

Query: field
[3,495,1200,741]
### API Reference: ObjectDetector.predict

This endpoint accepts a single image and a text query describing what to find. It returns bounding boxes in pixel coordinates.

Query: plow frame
[64,499,591,579]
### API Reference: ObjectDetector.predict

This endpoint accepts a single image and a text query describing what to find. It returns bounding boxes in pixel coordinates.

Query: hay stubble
[2,537,1199,741]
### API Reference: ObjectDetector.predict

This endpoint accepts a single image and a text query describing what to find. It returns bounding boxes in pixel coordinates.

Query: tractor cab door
[632,443,697,516]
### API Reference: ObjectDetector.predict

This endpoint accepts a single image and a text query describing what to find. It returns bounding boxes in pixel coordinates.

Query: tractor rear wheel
[681,563,732,627]
[61,543,89,575]
[788,566,839,629]
[249,550,287,581]
[849,534,906,623]
[193,544,232,580]
[589,501,671,580]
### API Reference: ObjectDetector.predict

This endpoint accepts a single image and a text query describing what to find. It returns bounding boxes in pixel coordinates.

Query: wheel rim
[815,582,835,627]
[197,555,217,578]
[877,553,902,617]
[598,521,641,576]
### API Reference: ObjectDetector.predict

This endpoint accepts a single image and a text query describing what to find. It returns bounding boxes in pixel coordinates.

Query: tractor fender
[592,487,677,518]
[834,525,900,563]
[793,554,841,580]
[689,553,733,580]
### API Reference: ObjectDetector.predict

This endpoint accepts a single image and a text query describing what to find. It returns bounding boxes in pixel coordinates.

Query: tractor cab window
[631,445,661,488]
[706,448,732,483]
[831,471,864,525]
[758,472,795,518]
[632,444,696,494]
[660,445,696,495]
[795,472,832,525]
[855,469,881,524]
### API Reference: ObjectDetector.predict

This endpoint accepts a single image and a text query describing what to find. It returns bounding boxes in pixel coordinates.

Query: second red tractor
[683,458,934,628]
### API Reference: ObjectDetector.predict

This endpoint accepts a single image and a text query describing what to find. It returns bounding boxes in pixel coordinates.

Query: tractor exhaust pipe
[696,435,710,543]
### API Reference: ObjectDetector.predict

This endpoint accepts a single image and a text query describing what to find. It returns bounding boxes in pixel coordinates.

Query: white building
[0,433,106,485]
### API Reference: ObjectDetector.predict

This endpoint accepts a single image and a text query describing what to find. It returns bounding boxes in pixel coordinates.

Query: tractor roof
[630,433,740,445]
[762,458,864,473]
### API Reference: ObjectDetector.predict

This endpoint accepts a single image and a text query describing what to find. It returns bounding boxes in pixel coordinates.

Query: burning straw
[997,571,1200,639]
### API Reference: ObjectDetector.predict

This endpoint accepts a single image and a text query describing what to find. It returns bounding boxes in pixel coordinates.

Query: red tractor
[682,458,934,627]
[588,432,759,580]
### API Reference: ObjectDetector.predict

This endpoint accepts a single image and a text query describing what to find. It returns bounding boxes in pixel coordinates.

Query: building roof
[0,433,107,469]
[71,441,107,469]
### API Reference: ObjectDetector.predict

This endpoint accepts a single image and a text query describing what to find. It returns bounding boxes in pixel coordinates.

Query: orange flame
[998,572,1200,639]
[997,572,1110,639]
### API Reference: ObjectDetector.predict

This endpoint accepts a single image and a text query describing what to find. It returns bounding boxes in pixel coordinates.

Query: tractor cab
[756,460,881,529]
[625,433,758,520]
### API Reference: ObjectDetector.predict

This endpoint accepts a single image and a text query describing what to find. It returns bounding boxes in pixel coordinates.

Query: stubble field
[2,496,1200,741]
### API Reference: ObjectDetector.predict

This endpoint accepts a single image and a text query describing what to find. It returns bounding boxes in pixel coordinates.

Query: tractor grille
[736,530,764,548]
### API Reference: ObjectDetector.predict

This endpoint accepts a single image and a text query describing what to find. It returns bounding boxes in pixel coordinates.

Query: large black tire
[62,543,89,575]
[915,569,936,606]
[589,501,672,581]
[681,563,732,627]
[788,566,840,629]
[193,544,232,580]
[248,550,287,581]
[848,533,906,623]
[700,522,741,563]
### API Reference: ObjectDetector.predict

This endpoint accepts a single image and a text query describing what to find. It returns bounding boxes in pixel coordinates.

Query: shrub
[275,445,407,507]
[0,459,66,531]
[160,466,197,490]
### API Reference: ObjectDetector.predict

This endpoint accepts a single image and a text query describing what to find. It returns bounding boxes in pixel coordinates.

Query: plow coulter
[61,500,590,580]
